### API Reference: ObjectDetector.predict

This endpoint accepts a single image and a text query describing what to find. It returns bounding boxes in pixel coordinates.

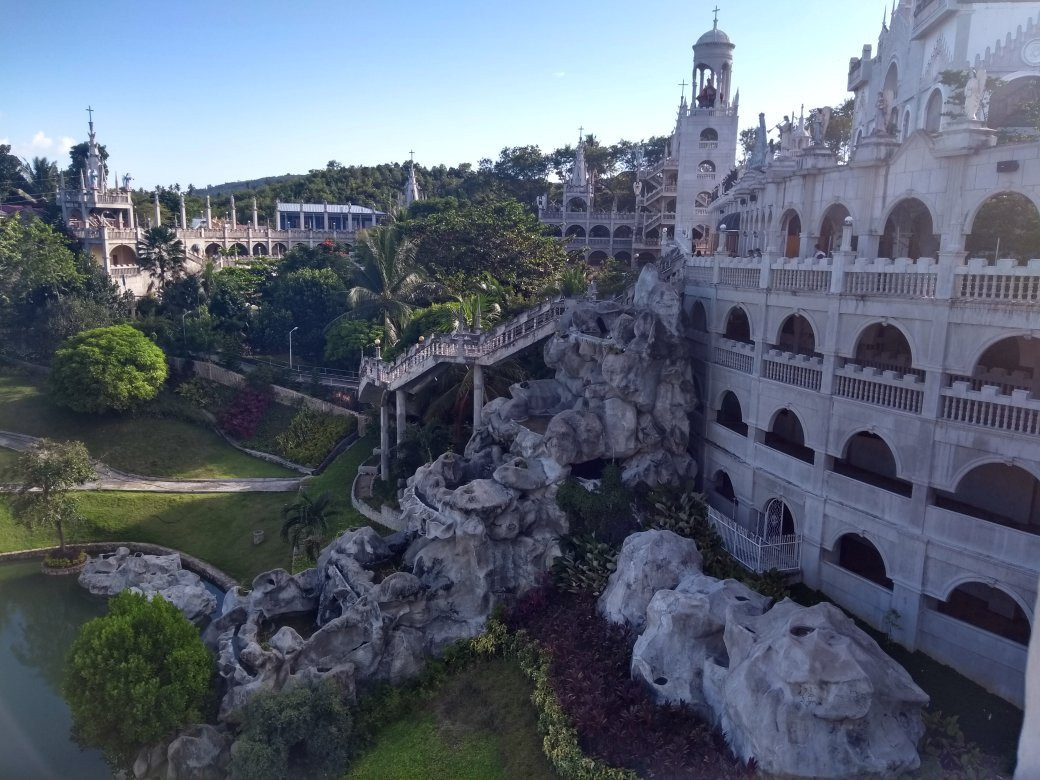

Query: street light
[181,309,192,345]
[288,326,299,370]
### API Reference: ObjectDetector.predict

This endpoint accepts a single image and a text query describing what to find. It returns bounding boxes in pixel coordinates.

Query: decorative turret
[692,8,735,108]
[85,106,105,191]
[563,128,595,211]
[402,151,423,208]
[570,132,588,188]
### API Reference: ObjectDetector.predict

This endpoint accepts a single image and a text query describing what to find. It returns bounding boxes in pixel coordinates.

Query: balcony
[833,364,924,414]
[941,383,1040,435]
[844,270,937,298]
[707,507,800,573]
[713,337,755,374]
[762,350,823,391]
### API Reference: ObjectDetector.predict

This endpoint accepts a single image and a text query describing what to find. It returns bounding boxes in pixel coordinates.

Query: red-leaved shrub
[218,387,272,440]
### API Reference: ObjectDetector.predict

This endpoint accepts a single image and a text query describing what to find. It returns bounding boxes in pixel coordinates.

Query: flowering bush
[219,387,272,440]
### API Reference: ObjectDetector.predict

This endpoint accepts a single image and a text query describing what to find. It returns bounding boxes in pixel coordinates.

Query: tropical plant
[455,290,502,330]
[136,225,187,293]
[347,226,433,344]
[280,490,340,563]
[423,359,527,445]
[9,438,96,555]
[18,156,59,201]
[556,264,588,298]
[49,324,168,413]
[64,591,213,765]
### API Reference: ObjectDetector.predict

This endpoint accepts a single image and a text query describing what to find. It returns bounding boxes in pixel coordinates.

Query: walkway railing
[360,298,569,390]
[708,507,801,573]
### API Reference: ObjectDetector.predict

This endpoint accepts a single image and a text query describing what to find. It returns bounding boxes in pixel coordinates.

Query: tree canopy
[49,324,168,413]
[64,591,213,764]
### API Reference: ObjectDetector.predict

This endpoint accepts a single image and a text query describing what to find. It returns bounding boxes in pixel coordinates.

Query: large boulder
[598,530,703,632]
[162,725,231,780]
[706,599,929,778]
[543,409,606,465]
[631,574,770,713]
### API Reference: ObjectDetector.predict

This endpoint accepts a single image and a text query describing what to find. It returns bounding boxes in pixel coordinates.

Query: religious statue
[774,116,793,153]
[807,107,833,146]
[874,89,890,134]
[963,66,987,122]
[749,112,769,169]
[122,173,132,191]
[697,77,718,108]
[87,168,98,189]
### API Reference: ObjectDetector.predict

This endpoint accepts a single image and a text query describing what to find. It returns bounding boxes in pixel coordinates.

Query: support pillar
[153,190,161,227]
[179,193,187,231]
[380,395,390,482]
[395,389,407,446]
[205,196,212,229]
[472,363,485,430]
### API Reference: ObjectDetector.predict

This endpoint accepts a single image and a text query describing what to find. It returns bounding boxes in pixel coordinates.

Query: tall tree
[347,226,432,344]
[19,157,58,201]
[824,98,856,163]
[136,225,187,294]
[280,490,340,563]
[10,439,96,555]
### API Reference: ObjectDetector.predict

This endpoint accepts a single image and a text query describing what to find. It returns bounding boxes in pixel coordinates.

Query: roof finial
[86,105,95,134]
[712,4,720,29]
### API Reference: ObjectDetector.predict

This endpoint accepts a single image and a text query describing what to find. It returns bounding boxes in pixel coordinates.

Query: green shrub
[552,534,618,595]
[274,409,355,467]
[555,464,635,545]
[175,377,222,410]
[42,550,88,568]
[230,680,353,780]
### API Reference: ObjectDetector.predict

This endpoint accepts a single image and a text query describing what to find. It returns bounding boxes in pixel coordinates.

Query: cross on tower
[712,5,720,27]
[578,126,583,139]
[86,105,94,122]
[678,80,688,99]
[409,149,414,162]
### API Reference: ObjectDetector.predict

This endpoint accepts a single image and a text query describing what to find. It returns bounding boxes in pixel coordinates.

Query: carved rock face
[706,599,929,778]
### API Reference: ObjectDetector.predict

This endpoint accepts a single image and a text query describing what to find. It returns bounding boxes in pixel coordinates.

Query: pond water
[0,560,112,779]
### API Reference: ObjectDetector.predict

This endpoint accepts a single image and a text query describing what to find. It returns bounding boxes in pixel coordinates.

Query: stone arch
[923,88,943,133]
[761,497,796,537]
[614,251,632,263]
[830,532,893,589]
[205,243,220,257]
[834,430,911,496]
[901,109,911,141]
[716,390,747,436]
[775,313,818,356]
[935,462,1040,531]
[722,305,753,343]
[879,196,937,260]
[851,320,916,372]
[190,244,201,255]
[818,202,852,255]
[565,225,586,238]
[700,128,719,142]
[966,334,1040,397]
[566,196,588,212]
[612,224,632,238]
[109,245,136,266]
[588,251,608,266]
[589,224,610,238]
[933,581,1031,645]
[252,242,267,256]
[765,408,814,463]
[698,160,716,174]
[690,300,708,332]
[964,191,1040,263]
[986,74,1040,130]
[780,208,801,258]
[695,191,713,209]
[230,243,248,257]
[272,242,287,257]
[712,469,737,504]
[294,242,307,251]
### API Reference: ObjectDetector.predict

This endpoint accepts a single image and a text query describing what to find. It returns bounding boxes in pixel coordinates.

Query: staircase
[358,297,570,401]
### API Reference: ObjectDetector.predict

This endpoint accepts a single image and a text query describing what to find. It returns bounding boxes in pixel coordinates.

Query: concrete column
[205,196,212,229]
[472,363,485,430]
[380,395,390,482]
[323,202,329,230]
[252,197,259,228]
[153,191,161,227]
[230,195,237,228]
[395,389,407,446]
[179,194,187,231]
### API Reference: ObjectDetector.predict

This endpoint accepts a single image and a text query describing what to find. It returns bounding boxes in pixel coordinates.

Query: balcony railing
[763,351,823,391]
[956,269,1040,303]
[719,266,760,288]
[707,507,801,574]
[844,271,937,298]
[714,338,755,374]
[834,365,924,413]
[941,384,1040,434]
[773,268,831,292]
[699,141,719,150]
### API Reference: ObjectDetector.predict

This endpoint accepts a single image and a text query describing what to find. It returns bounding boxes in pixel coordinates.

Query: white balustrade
[772,268,831,292]
[763,353,823,391]
[834,366,923,413]
[956,271,1040,303]
[719,266,761,287]
[714,339,755,374]
[941,386,1040,434]
[845,271,937,297]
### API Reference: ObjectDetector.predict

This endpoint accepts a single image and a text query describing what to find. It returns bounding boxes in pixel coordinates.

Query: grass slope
[346,658,556,780]
[0,369,292,479]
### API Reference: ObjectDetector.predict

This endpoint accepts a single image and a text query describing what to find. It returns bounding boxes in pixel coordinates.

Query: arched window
[833,431,911,496]
[723,307,752,344]
[832,533,893,589]
[695,191,713,209]
[109,245,136,266]
[775,314,817,356]
[966,192,1040,264]
[589,224,610,238]
[818,203,851,255]
[690,301,708,333]
[765,409,814,463]
[901,110,910,141]
[924,89,943,133]
[934,463,1040,531]
[781,210,802,258]
[700,128,719,142]
[717,391,747,436]
[698,160,716,174]
[879,197,936,260]
[852,323,915,374]
[935,582,1030,644]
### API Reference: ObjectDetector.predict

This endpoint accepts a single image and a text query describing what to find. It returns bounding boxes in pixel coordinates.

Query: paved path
[0,430,303,493]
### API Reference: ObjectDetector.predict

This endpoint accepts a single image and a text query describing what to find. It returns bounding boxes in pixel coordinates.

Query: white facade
[682,0,1040,706]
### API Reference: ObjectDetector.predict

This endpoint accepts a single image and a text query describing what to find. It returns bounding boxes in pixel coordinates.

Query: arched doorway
[934,582,1030,644]
[565,225,586,238]
[966,192,1040,263]
[690,301,708,333]
[761,497,795,538]
[717,391,747,436]
[781,210,801,258]
[879,198,936,260]
[775,313,817,356]
[109,245,136,266]
[711,470,737,516]
[272,243,287,257]
[205,243,220,258]
[818,203,851,255]
[834,431,911,496]
[566,197,588,212]
[722,306,752,344]
[252,242,267,256]
[924,88,943,133]
[852,322,915,374]
[765,409,814,463]
[934,463,1040,531]
[832,533,893,589]
[230,243,247,257]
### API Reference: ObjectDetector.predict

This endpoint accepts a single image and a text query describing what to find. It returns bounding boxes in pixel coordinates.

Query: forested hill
[193,175,301,197]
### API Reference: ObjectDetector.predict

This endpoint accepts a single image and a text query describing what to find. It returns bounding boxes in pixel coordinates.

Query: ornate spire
[402,150,423,207]
[569,128,588,188]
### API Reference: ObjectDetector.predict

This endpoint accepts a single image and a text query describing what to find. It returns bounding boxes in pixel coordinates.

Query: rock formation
[79,547,217,624]
[600,530,930,779]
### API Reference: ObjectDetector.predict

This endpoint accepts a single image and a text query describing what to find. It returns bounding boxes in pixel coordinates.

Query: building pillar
[179,193,187,231]
[205,196,212,229]
[472,363,485,430]
[380,394,391,482]
[395,389,407,446]
[153,190,161,227]
[230,195,237,228]
[252,197,259,228]
[300,203,306,231]
[323,202,329,231]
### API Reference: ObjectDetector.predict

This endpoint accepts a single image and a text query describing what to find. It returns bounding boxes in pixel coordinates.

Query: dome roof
[696,26,731,45]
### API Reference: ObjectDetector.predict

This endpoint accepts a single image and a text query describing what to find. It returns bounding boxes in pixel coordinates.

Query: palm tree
[347,226,433,344]
[19,157,58,202]
[455,291,501,331]
[136,226,187,294]
[425,359,528,446]
[280,490,340,564]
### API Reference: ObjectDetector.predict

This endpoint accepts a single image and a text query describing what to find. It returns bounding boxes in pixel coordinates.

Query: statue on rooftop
[963,66,987,122]
[874,90,891,134]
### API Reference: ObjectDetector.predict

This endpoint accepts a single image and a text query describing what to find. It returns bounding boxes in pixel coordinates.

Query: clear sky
[0,0,890,190]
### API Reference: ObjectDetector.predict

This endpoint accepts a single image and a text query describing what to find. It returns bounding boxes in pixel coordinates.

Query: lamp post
[288,326,299,370]
[181,310,190,344]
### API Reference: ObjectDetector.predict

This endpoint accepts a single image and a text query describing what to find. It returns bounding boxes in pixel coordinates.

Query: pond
[0,560,112,779]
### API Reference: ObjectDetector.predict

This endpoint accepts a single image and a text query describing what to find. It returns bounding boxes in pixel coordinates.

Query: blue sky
[1,0,889,189]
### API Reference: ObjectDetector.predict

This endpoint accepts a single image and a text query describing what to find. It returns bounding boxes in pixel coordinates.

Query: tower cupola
[692,9,735,108]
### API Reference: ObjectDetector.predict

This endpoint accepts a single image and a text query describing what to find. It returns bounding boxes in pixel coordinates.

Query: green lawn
[307,431,385,535]
[0,368,293,479]
[346,658,556,780]
[0,447,18,475]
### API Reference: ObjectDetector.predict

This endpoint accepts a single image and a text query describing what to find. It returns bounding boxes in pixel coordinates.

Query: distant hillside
[193,175,302,197]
